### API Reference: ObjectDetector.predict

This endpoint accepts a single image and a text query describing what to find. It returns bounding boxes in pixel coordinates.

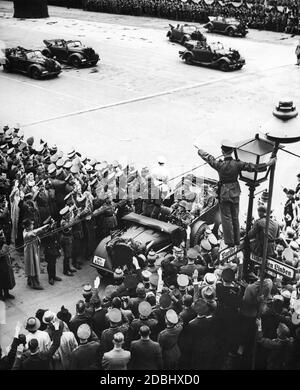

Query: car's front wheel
[70,56,81,68]
[184,54,193,65]
[30,67,41,80]
[219,61,229,72]
[227,28,235,37]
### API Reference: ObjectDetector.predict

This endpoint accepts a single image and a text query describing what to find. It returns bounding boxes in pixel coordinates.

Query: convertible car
[179,41,245,71]
[204,16,248,37]
[91,176,221,276]
[0,47,61,79]
[166,24,207,46]
[42,39,99,67]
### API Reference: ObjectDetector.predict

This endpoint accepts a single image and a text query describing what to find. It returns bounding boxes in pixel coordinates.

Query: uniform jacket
[248,217,280,256]
[197,150,268,203]
[130,338,163,370]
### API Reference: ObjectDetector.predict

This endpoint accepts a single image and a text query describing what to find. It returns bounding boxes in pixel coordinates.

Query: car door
[193,48,212,63]
[12,52,27,72]
[50,40,68,62]
[214,18,225,32]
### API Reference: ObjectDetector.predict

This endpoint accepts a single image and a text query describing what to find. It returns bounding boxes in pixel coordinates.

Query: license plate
[93,256,106,267]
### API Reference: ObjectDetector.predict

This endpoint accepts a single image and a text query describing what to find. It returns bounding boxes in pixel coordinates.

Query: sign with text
[250,253,295,280]
[93,256,106,268]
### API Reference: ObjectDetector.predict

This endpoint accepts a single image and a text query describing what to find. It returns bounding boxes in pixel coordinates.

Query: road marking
[20,61,292,128]
[0,73,88,103]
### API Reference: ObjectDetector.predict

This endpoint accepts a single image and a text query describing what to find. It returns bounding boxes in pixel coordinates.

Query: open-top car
[204,16,248,37]
[91,176,221,276]
[42,39,99,67]
[167,24,207,46]
[0,46,61,79]
[179,41,245,71]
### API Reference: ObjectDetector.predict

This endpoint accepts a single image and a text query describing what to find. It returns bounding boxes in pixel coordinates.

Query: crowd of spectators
[0,124,300,370]
[83,0,300,35]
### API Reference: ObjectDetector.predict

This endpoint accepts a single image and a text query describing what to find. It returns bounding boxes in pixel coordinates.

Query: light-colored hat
[138,301,152,317]
[141,270,152,280]
[166,309,178,324]
[42,310,56,324]
[177,274,189,288]
[204,273,217,285]
[48,163,56,174]
[108,308,122,323]
[59,206,70,216]
[84,164,93,172]
[77,324,91,340]
[64,160,72,169]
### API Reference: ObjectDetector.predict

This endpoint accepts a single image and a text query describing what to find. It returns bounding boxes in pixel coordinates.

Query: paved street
[0,2,299,350]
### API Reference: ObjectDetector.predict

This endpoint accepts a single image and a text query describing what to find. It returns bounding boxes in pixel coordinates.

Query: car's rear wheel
[184,54,193,64]
[71,56,81,68]
[219,61,229,72]
[227,28,234,37]
[30,67,41,80]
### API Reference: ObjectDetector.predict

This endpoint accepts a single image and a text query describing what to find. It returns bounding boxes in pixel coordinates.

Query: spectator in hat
[13,321,64,370]
[57,306,72,328]
[179,294,196,327]
[129,301,158,342]
[90,297,108,340]
[24,316,51,354]
[153,293,173,334]
[283,189,297,228]
[179,248,204,277]
[215,268,241,365]
[182,299,217,370]
[23,218,50,290]
[256,318,294,370]
[100,308,130,358]
[42,217,62,285]
[197,143,275,247]
[102,332,131,370]
[128,283,147,318]
[130,325,163,370]
[158,309,182,369]
[70,324,101,370]
[69,301,91,343]
[248,205,280,257]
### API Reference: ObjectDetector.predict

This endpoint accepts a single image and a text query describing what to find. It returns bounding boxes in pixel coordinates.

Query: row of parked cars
[0,39,100,79]
[167,16,247,71]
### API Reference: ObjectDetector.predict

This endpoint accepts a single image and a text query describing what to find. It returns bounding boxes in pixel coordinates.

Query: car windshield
[210,42,224,52]
[26,51,44,60]
[67,41,82,49]
[182,25,197,34]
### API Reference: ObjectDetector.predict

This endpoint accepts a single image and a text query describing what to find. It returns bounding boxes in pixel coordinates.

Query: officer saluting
[196,140,276,247]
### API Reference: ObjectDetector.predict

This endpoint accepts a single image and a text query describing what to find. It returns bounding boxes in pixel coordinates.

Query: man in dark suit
[90,297,108,339]
[69,300,91,342]
[130,326,163,370]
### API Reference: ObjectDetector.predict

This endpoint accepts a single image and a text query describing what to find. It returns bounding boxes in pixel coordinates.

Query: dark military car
[179,41,245,71]
[0,47,61,79]
[166,24,207,46]
[204,16,248,37]
[42,39,99,67]
[91,176,221,276]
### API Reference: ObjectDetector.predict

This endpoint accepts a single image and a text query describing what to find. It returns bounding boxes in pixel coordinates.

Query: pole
[242,184,257,280]
[251,142,279,370]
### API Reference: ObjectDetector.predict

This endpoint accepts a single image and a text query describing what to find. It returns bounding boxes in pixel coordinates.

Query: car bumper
[40,70,61,78]
[228,60,245,69]
[81,55,100,66]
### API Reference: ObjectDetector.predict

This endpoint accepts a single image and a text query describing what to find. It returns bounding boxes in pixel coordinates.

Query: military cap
[290,241,299,251]
[56,158,66,167]
[70,165,80,174]
[221,139,234,151]
[67,149,75,159]
[113,267,124,279]
[177,274,189,288]
[64,160,72,169]
[108,308,122,323]
[201,239,211,251]
[85,164,93,172]
[59,206,70,216]
[50,153,59,163]
[204,273,217,285]
[112,160,119,168]
[138,301,152,317]
[281,290,291,300]
[187,248,198,260]
[82,284,92,295]
[12,137,19,146]
[7,147,15,155]
[141,270,152,280]
[166,309,178,324]
[193,299,209,315]
[77,324,91,340]
[221,268,235,283]
[159,293,172,309]
[147,249,158,263]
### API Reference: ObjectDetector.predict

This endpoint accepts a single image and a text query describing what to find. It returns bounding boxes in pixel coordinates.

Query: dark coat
[130,339,163,370]
[69,313,91,342]
[158,325,182,369]
[70,341,101,370]
[90,308,108,339]
[0,244,15,290]
[258,332,294,370]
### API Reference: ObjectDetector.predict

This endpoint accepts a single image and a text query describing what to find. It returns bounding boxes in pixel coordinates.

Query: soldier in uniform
[43,217,62,285]
[197,141,276,247]
[60,206,76,276]
[248,205,280,257]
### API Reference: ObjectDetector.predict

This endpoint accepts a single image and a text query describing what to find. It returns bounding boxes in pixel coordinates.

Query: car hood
[68,46,93,53]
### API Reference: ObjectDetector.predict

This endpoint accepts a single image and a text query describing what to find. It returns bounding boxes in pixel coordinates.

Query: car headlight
[42,71,48,74]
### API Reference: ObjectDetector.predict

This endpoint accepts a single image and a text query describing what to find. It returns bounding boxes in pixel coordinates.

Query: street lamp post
[232,134,277,279]
[251,100,300,369]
